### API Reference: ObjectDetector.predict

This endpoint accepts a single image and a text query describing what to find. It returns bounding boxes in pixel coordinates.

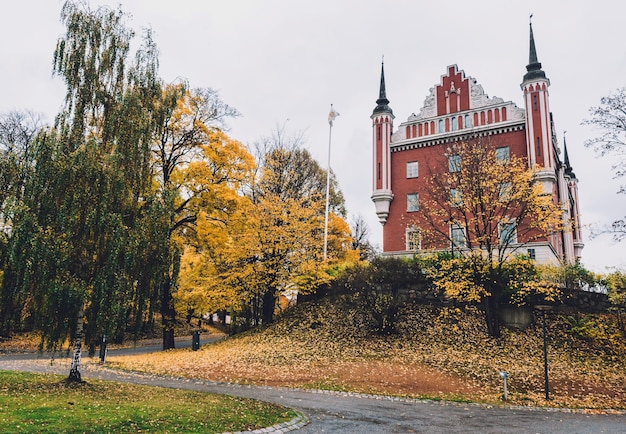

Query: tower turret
[561,134,584,261]
[371,62,394,225]
[521,18,556,193]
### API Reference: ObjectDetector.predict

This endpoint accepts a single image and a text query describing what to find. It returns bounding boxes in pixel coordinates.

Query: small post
[499,371,509,401]
[192,330,200,351]
[535,304,553,400]
[99,335,108,364]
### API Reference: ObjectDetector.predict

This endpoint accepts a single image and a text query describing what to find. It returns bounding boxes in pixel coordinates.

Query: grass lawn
[0,370,295,433]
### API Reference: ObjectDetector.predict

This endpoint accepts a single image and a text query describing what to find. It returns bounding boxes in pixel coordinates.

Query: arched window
[451,117,457,131]
[438,119,444,133]
[465,114,471,128]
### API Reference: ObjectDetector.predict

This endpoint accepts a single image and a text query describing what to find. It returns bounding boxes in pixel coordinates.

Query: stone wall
[559,288,610,313]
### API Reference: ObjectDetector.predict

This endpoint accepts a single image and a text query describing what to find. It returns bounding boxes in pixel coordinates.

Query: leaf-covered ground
[105,295,626,411]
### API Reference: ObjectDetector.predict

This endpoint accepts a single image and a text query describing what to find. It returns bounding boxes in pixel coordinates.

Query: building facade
[371,23,583,264]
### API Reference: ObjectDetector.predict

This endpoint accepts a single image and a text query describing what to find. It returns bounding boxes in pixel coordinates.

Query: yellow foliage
[422,252,561,306]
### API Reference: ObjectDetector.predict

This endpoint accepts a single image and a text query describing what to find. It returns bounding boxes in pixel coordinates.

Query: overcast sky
[1,0,624,273]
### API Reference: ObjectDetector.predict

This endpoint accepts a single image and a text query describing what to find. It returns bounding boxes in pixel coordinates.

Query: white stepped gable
[406,76,525,123]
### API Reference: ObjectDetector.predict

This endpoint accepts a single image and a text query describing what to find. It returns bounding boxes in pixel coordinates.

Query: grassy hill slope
[106,295,625,410]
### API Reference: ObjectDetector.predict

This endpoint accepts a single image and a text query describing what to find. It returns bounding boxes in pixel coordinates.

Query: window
[448,154,461,172]
[407,193,419,212]
[495,146,510,163]
[451,223,466,249]
[406,227,421,251]
[451,117,457,131]
[464,114,471,128]
[438,119,444,133]
[450,188,463,207]
[499,221,517,244]
[406,161,419,178]
[498,182,512,202]
[527,248,536,260]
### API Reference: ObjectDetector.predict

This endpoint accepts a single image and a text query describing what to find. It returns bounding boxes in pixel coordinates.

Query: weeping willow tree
[0,1,163,381]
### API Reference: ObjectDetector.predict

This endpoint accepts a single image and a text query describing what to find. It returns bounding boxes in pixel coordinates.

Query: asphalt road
[1,341,625,433]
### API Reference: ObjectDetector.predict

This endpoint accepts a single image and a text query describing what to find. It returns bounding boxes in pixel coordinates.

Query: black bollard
[192,330,200,351]
[99,335,108,363]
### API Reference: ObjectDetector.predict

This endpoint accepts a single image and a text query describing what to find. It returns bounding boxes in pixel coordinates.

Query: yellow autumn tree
[172,130,255,323]
[241,136,356,325]
[415,139,564,337]
[176,128,357,328]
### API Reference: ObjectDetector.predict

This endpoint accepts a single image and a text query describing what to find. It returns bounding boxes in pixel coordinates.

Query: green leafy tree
[0,1,161,380]
[0,111,42,297]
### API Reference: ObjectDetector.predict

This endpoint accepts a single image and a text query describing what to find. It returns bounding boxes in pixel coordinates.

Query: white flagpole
[324,104,339,261]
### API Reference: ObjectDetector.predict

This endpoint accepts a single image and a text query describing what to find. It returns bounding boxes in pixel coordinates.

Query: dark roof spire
[523,15,547,83]
[373,60,393,115]
[563,131,577,179]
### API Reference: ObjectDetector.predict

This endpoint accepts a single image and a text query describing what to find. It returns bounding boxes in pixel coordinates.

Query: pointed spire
[563,131,577,179]
[523,15,547,83]
[373,60,393,115]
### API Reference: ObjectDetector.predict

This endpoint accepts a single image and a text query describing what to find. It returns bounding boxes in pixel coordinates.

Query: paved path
[2,343,625,433]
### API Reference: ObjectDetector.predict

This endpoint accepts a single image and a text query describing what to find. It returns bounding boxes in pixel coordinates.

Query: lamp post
[535,304,553,400]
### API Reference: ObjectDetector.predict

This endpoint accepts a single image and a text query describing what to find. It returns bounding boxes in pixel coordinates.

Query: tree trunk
[262,288,277,325]
[161,276,176,350]
[68,306,85,382]
[484,295,501,338]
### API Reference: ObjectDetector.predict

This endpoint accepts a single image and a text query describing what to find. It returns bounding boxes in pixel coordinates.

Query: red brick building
[371,22,583,264]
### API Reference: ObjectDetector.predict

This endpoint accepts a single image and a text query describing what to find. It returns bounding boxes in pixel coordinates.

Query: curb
[225,411,310,434]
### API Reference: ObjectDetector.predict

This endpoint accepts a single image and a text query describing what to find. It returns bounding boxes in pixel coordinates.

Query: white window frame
[406,161,419,178]
[448,154,461,172]
[407,193,419,212]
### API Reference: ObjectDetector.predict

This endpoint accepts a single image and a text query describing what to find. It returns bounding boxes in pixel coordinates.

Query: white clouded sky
[1,0,624,272]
